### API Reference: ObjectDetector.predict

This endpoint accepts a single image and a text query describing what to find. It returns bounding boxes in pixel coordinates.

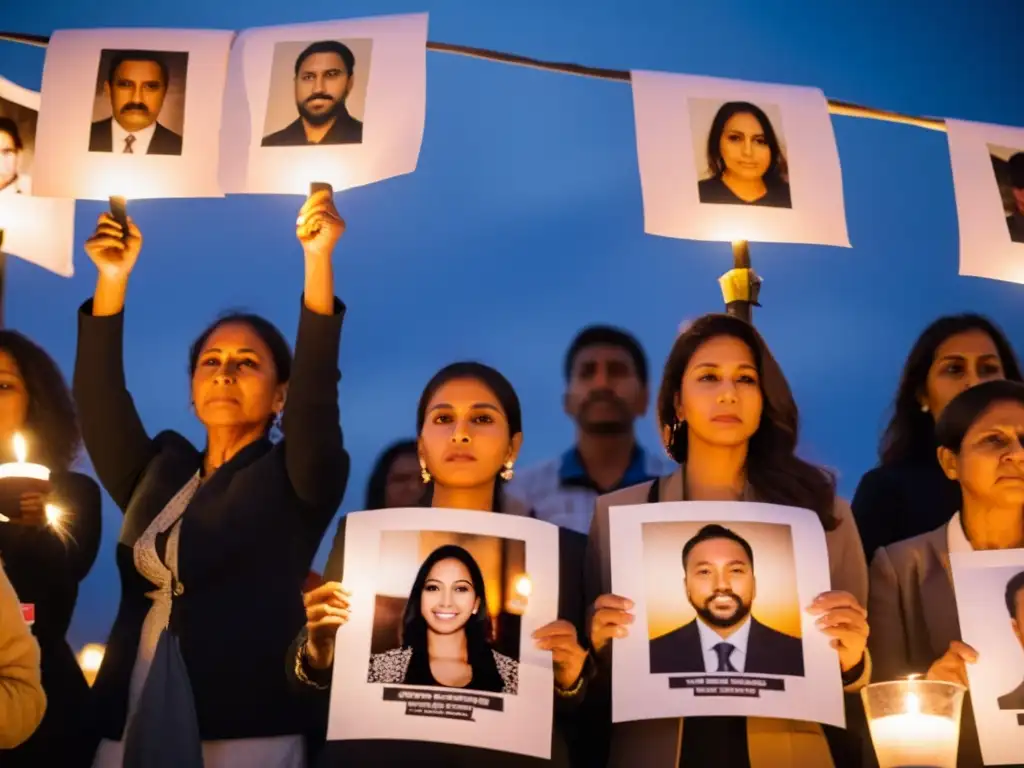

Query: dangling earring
[500,461,515,482]
[420,460,432,484]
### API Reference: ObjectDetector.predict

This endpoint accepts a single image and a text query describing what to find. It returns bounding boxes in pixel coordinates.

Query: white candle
[868,693,959,768]
[0,433,50,481]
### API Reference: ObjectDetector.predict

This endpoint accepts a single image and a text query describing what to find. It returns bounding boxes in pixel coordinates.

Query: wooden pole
[718,240,761,324]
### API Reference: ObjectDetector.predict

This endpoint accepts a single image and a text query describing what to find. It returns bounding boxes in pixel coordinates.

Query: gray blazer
[585,466,871,768]
[867,524,983,767]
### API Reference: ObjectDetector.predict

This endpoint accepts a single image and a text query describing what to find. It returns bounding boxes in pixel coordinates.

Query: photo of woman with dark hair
[697,101,791,208]
[367,543,518,694]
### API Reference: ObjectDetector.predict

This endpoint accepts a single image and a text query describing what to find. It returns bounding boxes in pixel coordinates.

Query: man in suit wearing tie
[997,570,1024,710]
[261,41,363,147]
[89,50,183,156]
[649,524,805,677]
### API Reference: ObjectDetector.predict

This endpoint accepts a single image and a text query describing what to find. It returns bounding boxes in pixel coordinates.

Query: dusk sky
[2,0,1023,649]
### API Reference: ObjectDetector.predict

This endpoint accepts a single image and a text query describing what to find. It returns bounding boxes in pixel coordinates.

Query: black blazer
[998,680,1024,710]
[73,297,349,744]
[261,108,363,147]
[0,470,102,768]
[649,617,805,677]
[88,117,183,155]
[287,509,589,767]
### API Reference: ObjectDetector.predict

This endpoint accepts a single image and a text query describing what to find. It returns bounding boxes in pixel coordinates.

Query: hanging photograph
[0,77,74,276]
[32,28,234,200]
[607,500,845,727]
[326,507,559,759]
[219,13,427,196]
[951,549,1024,766]
[631,71,849,247]
[946,119,1024,284]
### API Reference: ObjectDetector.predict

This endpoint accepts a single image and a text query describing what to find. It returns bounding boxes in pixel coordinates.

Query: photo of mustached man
[89,49,185,156]
[649,524,805,677]
[262,41,363,147]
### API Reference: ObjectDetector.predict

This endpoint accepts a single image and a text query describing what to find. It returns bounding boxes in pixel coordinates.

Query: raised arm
[73,213,155,511]
[282,191,350,516]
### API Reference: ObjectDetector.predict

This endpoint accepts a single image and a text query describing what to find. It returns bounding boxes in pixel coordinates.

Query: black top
[261,108,363,147]
[851,458,961,562]
[287,512,590,767]
[0,470,102,767]
[72,297,349,744]
[697,176,792,208]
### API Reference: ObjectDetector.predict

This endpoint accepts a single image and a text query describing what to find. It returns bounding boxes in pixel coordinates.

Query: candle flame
[906,691,921,714]
[78,643,105,685]
[514,575,532,598]
[12,433,25,463]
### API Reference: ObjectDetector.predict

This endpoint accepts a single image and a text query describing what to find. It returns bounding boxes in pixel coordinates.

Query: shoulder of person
[878,524,946,570]
[152,429,199,457]
[505,458,561,497]
[597,478,657,509]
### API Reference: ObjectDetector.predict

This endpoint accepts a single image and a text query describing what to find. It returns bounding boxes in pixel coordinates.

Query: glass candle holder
[861,678,965,768]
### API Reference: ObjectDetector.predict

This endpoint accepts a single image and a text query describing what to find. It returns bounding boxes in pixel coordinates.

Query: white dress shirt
[111,119,157,155]
[946,511,974,554]
[0,173,30,196]
[697,615,752,673]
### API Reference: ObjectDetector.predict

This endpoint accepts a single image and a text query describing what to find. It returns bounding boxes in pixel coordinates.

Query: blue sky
[2,0,1023,648]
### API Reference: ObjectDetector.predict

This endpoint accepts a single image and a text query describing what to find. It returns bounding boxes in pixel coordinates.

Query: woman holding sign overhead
[290,362,591,767]
[75,188,349,768]
[869,379,1024,768]
[585,314,870,768]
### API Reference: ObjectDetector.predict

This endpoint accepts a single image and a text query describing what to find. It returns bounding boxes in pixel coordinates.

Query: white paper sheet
[608,501,844,727]
[219,13,427,196]
[33,28,234,200]
[631,71,850,247]
[327,507,559,758]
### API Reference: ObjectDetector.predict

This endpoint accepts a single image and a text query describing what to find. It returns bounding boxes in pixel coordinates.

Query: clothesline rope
[0,29,948,132]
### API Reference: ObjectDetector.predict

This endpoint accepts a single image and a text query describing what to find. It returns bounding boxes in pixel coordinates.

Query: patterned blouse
[367,646,519,695]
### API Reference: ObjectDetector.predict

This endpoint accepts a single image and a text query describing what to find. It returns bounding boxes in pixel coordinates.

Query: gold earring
[500,461,514,482]
[420,460,431,484]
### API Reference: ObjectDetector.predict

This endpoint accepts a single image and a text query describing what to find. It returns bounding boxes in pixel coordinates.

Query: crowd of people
[0,190,1021,768]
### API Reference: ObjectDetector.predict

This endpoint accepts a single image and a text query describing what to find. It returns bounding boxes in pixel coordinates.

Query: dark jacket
[649,617,805,678]
[261,108,363,147]
[287,499,590,767]
[73,297,349,746]
[0,470,102,767]
[88,118,183,155]
[852,458,961,563]
[997,680,1024,710]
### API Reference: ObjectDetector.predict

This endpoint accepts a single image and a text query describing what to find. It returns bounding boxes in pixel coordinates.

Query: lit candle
[864,679,963,768]
[0,433,50,481]
[78,643,105,687]
[514,575,532,598]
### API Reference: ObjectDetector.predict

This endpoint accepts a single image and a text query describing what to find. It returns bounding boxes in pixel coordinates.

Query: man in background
[262,41,363,147]
[649,524,804,677]
[1006,152,1024,244]
[89,50,183,156]
[0,118,29,196]
[997,569,1024,710]
[507,325,674,534]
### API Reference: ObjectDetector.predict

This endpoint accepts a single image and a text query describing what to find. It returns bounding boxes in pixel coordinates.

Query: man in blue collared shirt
[507,325,675,534]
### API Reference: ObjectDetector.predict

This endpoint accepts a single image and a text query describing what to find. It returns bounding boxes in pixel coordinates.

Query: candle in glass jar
[867,692,960,768]
[0,433,50,481]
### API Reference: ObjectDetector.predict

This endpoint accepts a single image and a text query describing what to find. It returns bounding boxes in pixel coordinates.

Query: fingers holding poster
[219,13,426,196]
[33,28,233,200]
[946,119,1024,284]
[327,507,559,759]
[608,501,844,727]
[950,549,1024,766]
[631,71,848,247]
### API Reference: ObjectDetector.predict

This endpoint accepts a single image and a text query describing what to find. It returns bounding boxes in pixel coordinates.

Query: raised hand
[296,189,345,262]
[533,619,588,690]
[589,593,635,655]
[84,212,142,282]
[9,492,46,526]
[808,590,870,673]
[303,581,352,669]
[926,641,977,687]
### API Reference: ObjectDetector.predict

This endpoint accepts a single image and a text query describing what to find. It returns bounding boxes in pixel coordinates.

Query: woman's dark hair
[706,101,788,186]
[399,544,504,693]
[880,314,1023,465]
[0,117,23,150]
[658,314,837,530]
[365,439,420,509]
[188,312,292,382]
[935,380,1024,453]
[0,331,80,471]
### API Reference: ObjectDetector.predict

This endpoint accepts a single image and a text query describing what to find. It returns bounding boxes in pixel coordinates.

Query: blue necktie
[713,642,737,672]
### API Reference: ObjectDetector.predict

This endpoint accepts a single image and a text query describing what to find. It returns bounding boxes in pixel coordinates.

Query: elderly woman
[76,189,349,768]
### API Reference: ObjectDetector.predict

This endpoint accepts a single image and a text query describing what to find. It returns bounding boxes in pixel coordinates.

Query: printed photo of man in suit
[649,523,805,677]
[89,50,183,156]
[997,570,1024,710]
[261,41,363,147]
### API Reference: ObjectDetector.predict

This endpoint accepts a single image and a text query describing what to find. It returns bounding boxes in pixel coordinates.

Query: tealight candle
[862,678,965,768]
[0,433,50,481]
[0,433,53,522]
